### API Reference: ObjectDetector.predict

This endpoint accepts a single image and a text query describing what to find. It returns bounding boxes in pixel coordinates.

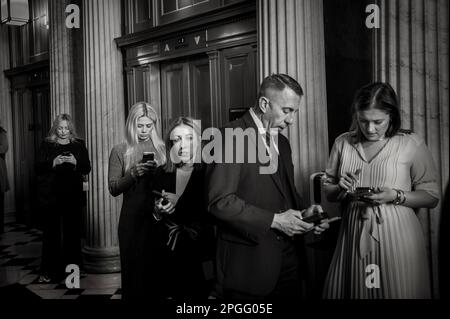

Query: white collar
[249,108,279,155]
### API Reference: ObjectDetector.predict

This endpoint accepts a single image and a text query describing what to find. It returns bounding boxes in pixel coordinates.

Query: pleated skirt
[322,202,431,299]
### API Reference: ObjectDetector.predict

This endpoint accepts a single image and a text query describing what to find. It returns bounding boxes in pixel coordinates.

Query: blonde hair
[163,117,202,173]
[124,102,166,171]
[46,114,78,143]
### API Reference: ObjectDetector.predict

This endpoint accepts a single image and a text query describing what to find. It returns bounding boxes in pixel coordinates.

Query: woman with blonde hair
[151,117,215,299]
[108,102,166,299]
[36,114,91,283]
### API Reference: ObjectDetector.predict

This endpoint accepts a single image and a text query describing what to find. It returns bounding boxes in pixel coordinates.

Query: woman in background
[322,82,440,298]
[152,117,215,299]
[108,102,166,299]
[0,125,9,234]
[36,114,91,283]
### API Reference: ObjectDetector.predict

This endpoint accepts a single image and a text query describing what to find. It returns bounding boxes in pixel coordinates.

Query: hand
[64,154,77,166]
[271,209,314,237]
[155,191,176,215]
[301,204,324,219]
[143,160,158,174]
[338,170,360,192]
[163,191,179,206]
[132,162,151,178]
[363,187,397,205]
[301,204,330,235]
[53,155,65,167]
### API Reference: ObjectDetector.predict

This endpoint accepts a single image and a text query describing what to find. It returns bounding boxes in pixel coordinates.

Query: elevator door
[160,55,211,136]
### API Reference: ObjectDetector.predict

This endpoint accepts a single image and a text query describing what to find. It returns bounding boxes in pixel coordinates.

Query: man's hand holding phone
[301,205,331,235]
[271,209,314,237]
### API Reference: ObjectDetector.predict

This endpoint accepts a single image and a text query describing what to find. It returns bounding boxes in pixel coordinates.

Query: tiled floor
[0,223,121,299]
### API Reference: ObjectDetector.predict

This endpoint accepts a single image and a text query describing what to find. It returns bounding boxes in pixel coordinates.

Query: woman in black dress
[152,117,215,299]
[36,114,91,283]
[108,102,166,299]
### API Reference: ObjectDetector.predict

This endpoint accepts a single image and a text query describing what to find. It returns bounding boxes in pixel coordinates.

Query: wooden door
[160,55,211,135]
[11,85,50,226]
[221,44,257,123]
[161,60,190,132]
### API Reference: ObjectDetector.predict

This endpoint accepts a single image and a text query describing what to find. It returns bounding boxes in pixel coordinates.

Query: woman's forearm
[401,190,439,209]
[108,171,135,197]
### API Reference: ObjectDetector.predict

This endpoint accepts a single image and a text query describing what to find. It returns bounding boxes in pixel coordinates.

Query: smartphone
[142,152,155,163]
[354,187,375,197]
[302,212,329,225]
[152,190,169,205]
[61,151,71,157]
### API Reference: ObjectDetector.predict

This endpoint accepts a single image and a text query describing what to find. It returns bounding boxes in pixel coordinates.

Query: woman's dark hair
[350,82,402,141]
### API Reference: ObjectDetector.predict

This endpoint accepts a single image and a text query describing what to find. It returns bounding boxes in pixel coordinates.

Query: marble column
[0,24,16,220]
[374,0,449,297]
[82,0,125,273]
[49,0,75,118]
[259,0,329,201]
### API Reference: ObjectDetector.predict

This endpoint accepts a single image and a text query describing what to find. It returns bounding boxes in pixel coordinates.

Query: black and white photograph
[0,0,448,314]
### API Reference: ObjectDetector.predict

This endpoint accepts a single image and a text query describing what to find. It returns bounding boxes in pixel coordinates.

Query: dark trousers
[0,192,4,234]
[222,239,302,300]
[267,239,302,299]
[40,206,82,278]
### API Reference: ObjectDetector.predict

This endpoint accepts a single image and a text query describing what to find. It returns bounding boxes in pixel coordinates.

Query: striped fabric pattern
[322,132,438,299]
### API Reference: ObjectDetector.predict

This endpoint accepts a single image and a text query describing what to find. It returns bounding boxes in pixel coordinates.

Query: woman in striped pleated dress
[322,82,440,299]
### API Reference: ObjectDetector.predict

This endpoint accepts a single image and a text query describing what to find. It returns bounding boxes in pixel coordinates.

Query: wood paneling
[123,0,154,34]
[160,55,211,134]
[7,0,49,68]
[189,57,211,128]
[158,0,220,25]
[221,44,256,123]
[30,0,49,62]
[161,60,189,131]
[10,84,50,226]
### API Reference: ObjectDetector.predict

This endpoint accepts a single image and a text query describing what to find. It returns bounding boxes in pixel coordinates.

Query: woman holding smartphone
[151,117,215,299]
[36,114,91,283]
[322,83,440,298]
[108,102,166,299]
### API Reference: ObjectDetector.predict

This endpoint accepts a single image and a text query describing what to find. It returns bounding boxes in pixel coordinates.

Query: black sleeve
[75,139,91,175]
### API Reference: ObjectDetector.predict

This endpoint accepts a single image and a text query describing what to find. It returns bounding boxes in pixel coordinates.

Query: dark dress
[36,139,91,279]
[108,142,158,299]
[151,165,216,299]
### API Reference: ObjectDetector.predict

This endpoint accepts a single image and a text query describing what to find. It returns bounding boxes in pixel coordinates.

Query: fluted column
[49,0,75,118]
[259,0,329,201]
[82,0,125,273]
[374,0,449,298]
[0,25,15,219]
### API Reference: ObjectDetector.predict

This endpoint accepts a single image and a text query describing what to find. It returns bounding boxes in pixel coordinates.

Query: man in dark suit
[206,74,329,299]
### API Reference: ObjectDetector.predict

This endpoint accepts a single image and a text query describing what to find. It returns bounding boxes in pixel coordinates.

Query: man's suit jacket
[206,111,307,297]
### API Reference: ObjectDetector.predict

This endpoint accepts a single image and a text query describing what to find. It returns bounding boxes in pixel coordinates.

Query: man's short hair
[257,74,304,99]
